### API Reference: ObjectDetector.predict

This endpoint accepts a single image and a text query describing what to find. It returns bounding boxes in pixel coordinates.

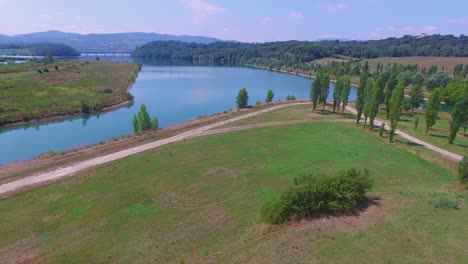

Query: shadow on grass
[455,143,468,149]
[430,134,448,139]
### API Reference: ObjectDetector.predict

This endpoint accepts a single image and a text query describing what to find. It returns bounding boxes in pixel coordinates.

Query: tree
[448,92,468,144]
[424,88,442,135]
[385,73,398,118]
[138,104,152,131]
[388,80,405,142]
[369,76,385,130]
[356,73,368,123]
[363,79,374,125]
[332,77,343,112]
[236,88,249,109]
[379,123,386,137]
[411,72,425,86]
[320,73,330,109]
[132,115,139,134]
[340,77,351,113]
[409,84,424,111]
[311,73,322,111]
[459,156,468,185]
[266,89,274,103]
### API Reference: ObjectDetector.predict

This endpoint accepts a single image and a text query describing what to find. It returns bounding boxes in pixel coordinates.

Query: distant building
[418,33,428,38]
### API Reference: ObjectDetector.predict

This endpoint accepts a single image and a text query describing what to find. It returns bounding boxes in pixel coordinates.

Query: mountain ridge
[0,30,221,52]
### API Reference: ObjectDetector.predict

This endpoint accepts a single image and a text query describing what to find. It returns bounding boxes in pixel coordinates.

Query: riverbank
[0,60,140,127]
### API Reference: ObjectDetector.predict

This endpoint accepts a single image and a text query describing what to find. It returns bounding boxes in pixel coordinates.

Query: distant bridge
[80,52,132,57]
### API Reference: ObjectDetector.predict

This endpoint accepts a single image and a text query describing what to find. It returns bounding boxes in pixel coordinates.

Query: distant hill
[0,30,221,52]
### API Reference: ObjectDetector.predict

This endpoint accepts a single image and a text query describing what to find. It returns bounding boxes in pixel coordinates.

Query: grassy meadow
[0,60,139,126]
[0,105,466,263]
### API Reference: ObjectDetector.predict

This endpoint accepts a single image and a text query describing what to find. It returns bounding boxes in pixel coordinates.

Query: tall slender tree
[266,89,274,103]
[340,77,351,113]
[320,73,330,110]
[356,73,368,123]
[311,73,322,111]
[363,79,374,125]
[409,84,424,111]
[333,77,343,112]
[369,77,385,130]
[388,80,406,142]
[424,88,442,135]
[385,73,398,118]
[236,88,249,109]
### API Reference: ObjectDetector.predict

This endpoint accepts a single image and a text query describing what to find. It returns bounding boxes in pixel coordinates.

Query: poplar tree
[363,79,374,125]
[320,73,330,110]
[410,84,424,111]
[424,89,442,135]
[236,88,249,109]
[388,80,405,142]
[266,89,274,103]
[356,73,368,123]
[340,77,351,113]
[311,73,322,111]
[385,73,398,118]
[333,77,343,112]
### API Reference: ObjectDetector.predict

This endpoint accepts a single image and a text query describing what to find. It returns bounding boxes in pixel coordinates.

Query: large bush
[260,169,374,224]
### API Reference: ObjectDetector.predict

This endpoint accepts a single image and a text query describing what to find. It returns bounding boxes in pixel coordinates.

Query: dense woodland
[0,43,80,56]
[132,35,468,65]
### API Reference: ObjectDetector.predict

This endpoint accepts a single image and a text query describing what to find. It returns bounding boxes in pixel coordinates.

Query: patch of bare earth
[0,237,40,264]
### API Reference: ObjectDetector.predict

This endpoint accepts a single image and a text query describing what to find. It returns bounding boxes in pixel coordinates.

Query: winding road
[0,102,463,197]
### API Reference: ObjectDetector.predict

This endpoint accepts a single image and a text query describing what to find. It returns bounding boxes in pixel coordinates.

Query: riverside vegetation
[0,59,141,126]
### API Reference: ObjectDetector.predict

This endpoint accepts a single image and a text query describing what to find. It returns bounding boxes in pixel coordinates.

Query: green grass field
[0,60,138,125]
[0,106,466,263]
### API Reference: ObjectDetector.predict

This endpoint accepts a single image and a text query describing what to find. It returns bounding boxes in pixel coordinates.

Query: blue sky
[1,0,467,41]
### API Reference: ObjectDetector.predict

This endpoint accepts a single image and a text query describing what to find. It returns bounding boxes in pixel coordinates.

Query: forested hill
[132,35,468,64]
[0,43,80,56]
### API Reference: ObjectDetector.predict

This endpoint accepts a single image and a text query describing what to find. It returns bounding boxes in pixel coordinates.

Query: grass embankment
[0,60,140,126]
[0,104,466,263]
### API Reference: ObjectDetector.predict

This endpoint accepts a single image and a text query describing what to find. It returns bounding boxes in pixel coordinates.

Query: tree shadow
[455,143,468,149]
[430,134,448,139]
[352,196,382,216]
[399,118,412,123]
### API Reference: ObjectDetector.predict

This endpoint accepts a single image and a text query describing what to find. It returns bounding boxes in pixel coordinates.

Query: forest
[132,34,468,64]
[0,43,80,56]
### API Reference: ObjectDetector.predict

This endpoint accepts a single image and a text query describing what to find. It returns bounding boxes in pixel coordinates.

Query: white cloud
[320,3,350,12]
[288,12,304,20]
[447,18,468,24]
[182,0,225,24]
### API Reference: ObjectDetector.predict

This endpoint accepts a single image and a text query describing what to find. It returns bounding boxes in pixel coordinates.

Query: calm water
[0,60,357,165]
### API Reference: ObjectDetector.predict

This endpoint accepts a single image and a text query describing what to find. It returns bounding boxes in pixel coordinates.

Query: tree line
[0,43,80,56]
[132,35,468,65]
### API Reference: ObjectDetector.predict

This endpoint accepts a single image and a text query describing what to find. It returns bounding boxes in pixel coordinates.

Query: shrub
[379,123,386,137]
[266,89,274,103]
[43,68,49,73]
[459,156,468,185]
[414,117,419,130]
[37,69,43,74]
[152,117,159,130]
[80,100,91,114]
[286,95,296,100]
[433,198,459,209]
[260,169,373,224]
[54,65,59,70]
[101,88,113,94]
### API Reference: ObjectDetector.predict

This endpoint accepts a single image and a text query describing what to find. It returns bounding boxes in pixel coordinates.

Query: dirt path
[345,106,463,161]
[0,103,309,196]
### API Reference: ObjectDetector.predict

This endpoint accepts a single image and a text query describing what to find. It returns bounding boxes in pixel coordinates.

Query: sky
[0,0,467,42]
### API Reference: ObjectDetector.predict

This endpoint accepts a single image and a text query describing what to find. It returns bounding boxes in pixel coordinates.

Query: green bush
[433,198,459,209]
[286,95,296,100]
[260,168,374,224]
